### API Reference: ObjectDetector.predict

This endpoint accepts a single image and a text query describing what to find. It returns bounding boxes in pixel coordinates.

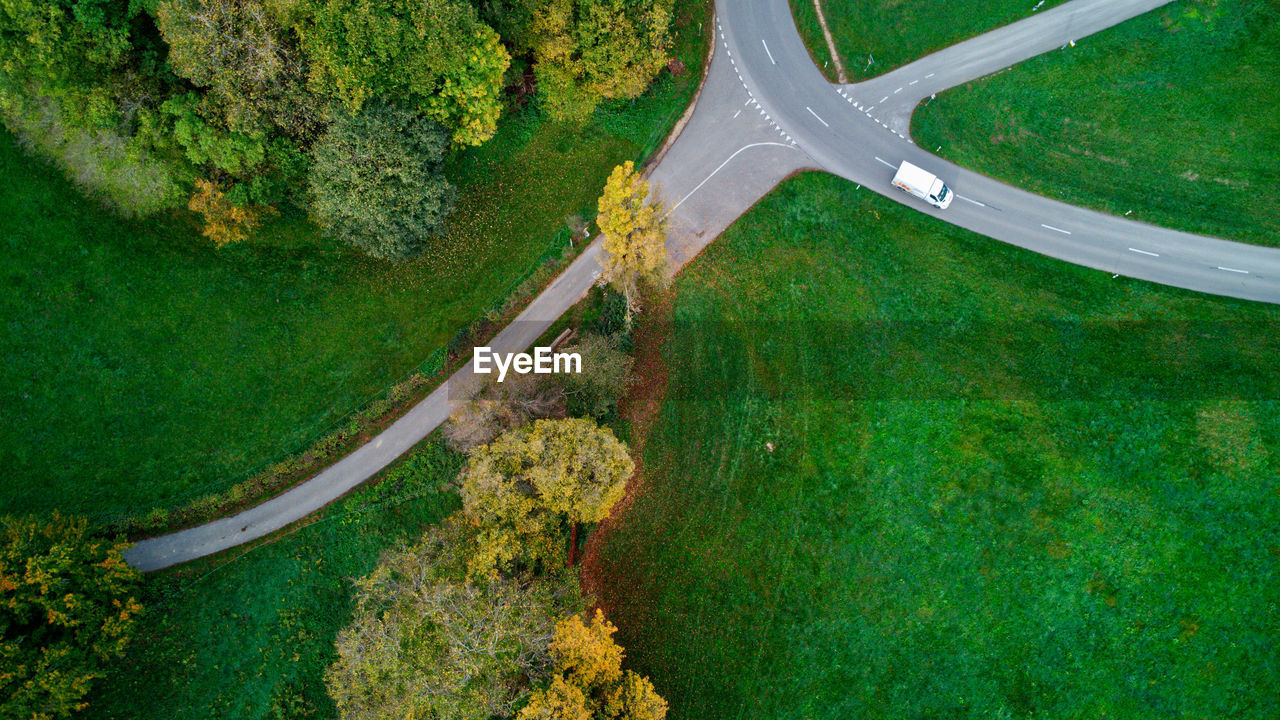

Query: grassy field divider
[111,226,584,539]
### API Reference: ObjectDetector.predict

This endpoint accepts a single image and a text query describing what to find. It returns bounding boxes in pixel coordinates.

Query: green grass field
[594,172,1280,719]
[789,0,1067,81]
[83,440,463,720]
[0,0,709,527]
[914,0,1280,247]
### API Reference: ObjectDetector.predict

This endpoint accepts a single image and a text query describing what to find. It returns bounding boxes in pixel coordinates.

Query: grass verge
[0,0,711,527]
[83,439,463,720]
[913,0,1280,247]
[789,0,1068,82]
[595,171,1280,719]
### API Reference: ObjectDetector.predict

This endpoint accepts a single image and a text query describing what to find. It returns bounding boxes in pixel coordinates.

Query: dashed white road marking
[805,106,829,127]
[1218,266,1250,274]
[926,73,936,78]
[956,195,986,207]
[909,80,918,85]
[762,39,776,64]
[880,96,889,103]
[1041,224,1072,235]
[874,156,896,168]
[894,87,903,93]
[732,109,742,119]
[1128,248,1159,257]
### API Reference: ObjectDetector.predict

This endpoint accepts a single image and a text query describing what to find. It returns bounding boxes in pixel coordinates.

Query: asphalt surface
[732,0,1280,303]
[126,0,1273,570]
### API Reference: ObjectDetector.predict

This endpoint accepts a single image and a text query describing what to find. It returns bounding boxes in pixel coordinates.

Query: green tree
[519,610,668,720]
[155,0,319,136]
[460,418,633,573]
[0,0,134,91]
[560,333,635,418]
[307,101,456,259]
[296,0,509,145]
[326,516,578,720]
[595,161,668,319]
[0,512,143,720]
[530,0,673,122]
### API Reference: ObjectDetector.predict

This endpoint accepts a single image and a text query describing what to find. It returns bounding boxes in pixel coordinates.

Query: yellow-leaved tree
[519,610,668,720]
[459,418,634,574]
[595,161,668,321]
[188,179,270,247]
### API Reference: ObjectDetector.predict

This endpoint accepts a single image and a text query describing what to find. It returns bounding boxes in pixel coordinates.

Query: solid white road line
[1128,248,1159,257]
[956,195,986,207]
[874,156,896,168]
[762,39,776,64]
[806,106,830,127]
[1218,266,1250,274]
[1041,224,1072,235]
[667,142,800,215]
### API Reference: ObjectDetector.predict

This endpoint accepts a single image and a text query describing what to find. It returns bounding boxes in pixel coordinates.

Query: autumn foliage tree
[596,161,668,319]
[459,418,633,573]
[326,516,580,720]
[0,513,143,720]
[188,178,271,246]
[530,0,674,122]
[519,610,668,720]
[297,0,509,145]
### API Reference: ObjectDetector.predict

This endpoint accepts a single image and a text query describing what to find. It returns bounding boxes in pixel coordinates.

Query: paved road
[126,0,1275,570]
[729,0,1280,303]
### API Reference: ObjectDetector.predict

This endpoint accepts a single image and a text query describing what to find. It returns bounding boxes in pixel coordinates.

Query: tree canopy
[459,418,633,574]
[0,513,143,720]
[156,0,318,137]
[519,610,668,720]
[596,161,668,317]
[531,0,674,122]
[297,0,509,145]
[307,101,456,259]
[0,0,675,255]
[326,516,580,720]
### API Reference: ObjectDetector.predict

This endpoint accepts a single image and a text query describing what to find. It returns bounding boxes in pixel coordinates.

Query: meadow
[594,172,1280,719]
[913,0,1280,247]
[0,0,709,527]
[83,440,463,720]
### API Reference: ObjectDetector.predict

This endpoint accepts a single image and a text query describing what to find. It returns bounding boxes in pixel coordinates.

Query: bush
[307,101,456,259]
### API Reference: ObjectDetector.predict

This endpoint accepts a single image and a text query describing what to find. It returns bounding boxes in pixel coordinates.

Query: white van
[892,161,953,209]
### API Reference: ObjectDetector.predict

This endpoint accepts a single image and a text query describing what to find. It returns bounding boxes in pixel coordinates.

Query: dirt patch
[580,287,676,610]
[811,0,849,83]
